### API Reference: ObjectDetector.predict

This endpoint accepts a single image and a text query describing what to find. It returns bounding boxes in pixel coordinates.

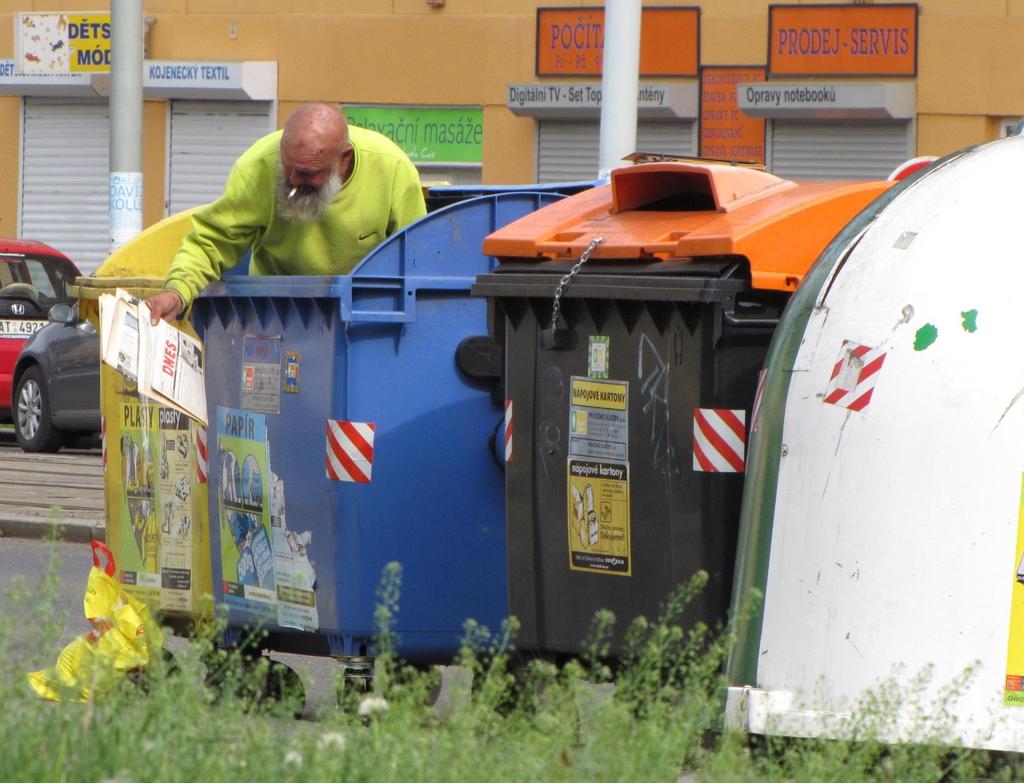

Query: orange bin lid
[482,162,893,292]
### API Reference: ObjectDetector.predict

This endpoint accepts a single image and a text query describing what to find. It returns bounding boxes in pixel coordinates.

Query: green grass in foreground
[2,555,1022,782]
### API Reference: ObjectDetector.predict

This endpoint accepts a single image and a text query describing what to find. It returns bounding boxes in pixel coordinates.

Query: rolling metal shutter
[537,120,696,182]
[768,120,913,181]
[21,99,110,275]
[167,100,272,216]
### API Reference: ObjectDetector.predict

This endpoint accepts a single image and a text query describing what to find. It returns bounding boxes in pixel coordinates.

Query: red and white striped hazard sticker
[196,426,208,484]
[326,420,375,483]
[504,400,513,463]
[823,341,887,412]
[101,415,107,472]
[693,408,746,473]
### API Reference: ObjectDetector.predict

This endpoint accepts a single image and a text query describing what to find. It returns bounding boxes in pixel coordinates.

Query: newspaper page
[103,295,142,383]
[98,290,120,360]
[100,293,208,427]
[99,288,141,364]
[145,318,207,426]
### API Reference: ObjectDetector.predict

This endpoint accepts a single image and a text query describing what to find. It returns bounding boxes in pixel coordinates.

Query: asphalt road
[0,538,90,673]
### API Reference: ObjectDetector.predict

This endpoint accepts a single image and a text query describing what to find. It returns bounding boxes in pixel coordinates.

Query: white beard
[276,167,343,224]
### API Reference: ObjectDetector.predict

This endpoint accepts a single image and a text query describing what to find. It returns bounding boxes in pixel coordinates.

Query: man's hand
[145,291,185,325]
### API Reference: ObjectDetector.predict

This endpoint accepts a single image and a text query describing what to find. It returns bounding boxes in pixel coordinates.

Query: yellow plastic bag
[28,540,164,702]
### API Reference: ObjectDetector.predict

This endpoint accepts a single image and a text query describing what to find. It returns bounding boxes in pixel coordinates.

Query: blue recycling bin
[190,192,563,662]
[426,180,598,212]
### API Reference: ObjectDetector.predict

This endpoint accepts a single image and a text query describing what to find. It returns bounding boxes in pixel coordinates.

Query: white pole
[109,0,144,253]
[597,0,641,181]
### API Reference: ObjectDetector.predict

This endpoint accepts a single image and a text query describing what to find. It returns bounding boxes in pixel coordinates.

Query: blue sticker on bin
[283,352,300,394]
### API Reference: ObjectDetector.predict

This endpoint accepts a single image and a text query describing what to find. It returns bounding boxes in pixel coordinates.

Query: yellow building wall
[916,115,991,158]
[919,16,1024,115]
[143,100,166,228]
[701,14,766,65]
[483,106,537,184]
[0,97,18,235]
[2,0,1024,239]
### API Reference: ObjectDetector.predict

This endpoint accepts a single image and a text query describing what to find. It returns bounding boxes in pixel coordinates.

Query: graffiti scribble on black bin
[220,448,275,590]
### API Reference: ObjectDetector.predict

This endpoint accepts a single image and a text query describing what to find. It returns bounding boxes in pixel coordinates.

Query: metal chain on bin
[550,235,605,332]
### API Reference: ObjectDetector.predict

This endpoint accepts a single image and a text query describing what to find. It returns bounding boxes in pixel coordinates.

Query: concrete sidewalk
[0,514,105,544]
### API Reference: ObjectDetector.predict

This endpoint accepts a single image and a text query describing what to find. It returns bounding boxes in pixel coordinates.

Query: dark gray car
[12,302,100,452]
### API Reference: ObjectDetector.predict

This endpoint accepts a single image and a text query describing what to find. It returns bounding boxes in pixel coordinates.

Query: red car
[0,239,81,422]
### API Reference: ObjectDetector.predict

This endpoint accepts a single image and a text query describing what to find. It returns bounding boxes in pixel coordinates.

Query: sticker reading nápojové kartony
[567,377,631,575]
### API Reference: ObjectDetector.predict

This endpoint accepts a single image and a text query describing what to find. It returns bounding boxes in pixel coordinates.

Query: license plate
[0,318,46,338]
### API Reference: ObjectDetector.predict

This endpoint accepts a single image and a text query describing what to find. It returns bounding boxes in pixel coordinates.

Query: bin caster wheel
[335,656,375,704]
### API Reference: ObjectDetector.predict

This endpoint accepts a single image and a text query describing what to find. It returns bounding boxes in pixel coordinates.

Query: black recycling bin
[474,161,891,655]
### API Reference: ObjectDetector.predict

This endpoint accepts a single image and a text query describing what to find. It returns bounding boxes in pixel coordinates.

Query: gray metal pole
[597,0,641,180]
[109,0,143,254]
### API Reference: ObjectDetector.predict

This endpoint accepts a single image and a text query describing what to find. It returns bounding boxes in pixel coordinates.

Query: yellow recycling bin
[73,207,212,628]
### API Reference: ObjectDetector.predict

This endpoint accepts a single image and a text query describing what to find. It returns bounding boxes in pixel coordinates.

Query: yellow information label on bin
[571,377,628,411]
[567,460,631,575]
[112,394,198,612]
[567,376,631,576]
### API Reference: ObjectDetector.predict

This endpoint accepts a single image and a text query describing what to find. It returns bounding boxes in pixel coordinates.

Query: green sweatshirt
[165,125,427,306]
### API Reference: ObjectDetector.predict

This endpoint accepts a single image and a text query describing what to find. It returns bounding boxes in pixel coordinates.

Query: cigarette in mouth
[288,187,298,200]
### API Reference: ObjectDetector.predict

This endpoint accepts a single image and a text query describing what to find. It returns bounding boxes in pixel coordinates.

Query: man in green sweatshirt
[146,102,426,323]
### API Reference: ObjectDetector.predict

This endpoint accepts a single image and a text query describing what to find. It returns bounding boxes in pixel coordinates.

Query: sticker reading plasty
[567,376,631,575]
[119,402,161,598]
[240,335,283,413]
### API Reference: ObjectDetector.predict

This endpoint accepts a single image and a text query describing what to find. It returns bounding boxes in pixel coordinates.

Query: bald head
[280,103,353,194]
[282,103,348,161]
